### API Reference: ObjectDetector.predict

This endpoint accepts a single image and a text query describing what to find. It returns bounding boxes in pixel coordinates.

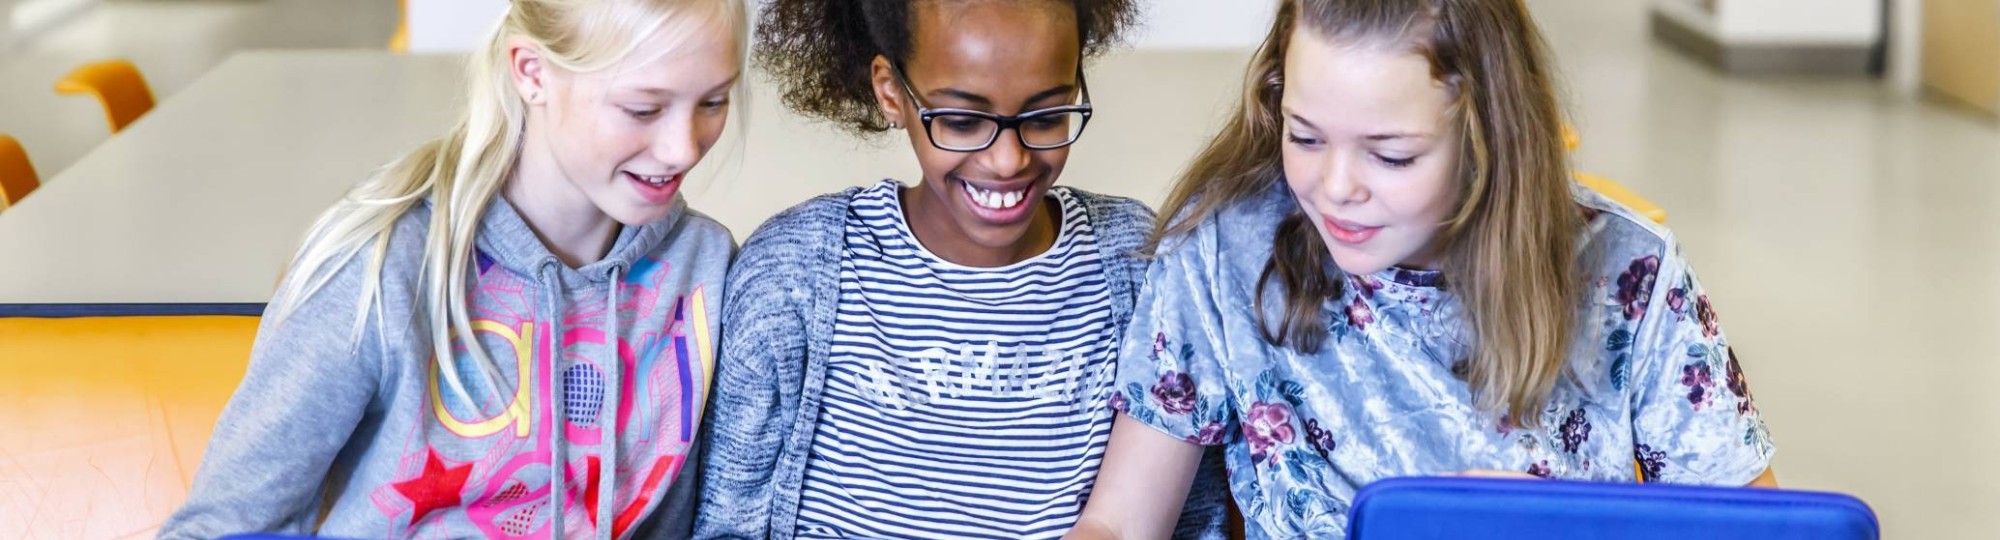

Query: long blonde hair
[1151,0,1582,427]
[273,0,746,403]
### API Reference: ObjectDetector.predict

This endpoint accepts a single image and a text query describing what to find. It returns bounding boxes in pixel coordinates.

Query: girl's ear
[507,37,551,106]
[869,55,908,129]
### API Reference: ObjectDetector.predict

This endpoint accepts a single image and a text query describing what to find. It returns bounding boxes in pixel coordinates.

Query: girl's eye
[1376,154,1418,169]
[624,107,661,119]
[1286,133,1321,147]
[701,99,729,111]
[941,117,985,133]
[1024,116,1064,130]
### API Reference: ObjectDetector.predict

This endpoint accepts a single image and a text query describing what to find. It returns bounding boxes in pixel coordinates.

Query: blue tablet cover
[1346,477,1877,540]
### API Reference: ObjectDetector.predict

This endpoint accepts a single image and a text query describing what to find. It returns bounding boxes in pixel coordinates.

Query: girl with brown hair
[1067,1,1777,537]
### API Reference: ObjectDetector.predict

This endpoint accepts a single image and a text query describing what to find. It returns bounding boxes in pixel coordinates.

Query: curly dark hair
[756,0,1143,135]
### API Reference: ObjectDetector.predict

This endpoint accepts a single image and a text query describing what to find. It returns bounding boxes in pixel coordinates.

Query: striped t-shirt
[794,180,1121,540]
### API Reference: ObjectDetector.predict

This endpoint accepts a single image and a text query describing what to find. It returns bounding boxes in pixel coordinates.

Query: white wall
[406,0,1278,53]
[1131,0,1276,50]
[6,0,99,49]
[1653,0,1883,46]
[1717,0,1882,45]
[407,0,506,53]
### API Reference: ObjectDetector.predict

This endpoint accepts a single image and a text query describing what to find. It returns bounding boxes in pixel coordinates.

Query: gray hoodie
[160,195,734,539]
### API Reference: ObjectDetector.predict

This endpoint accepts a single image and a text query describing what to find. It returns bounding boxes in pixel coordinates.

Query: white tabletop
[0,48,1248,313]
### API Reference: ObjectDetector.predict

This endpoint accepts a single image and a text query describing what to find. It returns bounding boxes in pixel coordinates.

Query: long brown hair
[1150,0,1582,427]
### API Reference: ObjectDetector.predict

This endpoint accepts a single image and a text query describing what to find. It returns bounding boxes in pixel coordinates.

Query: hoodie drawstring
[594,266,624,540]
[542,263,628,540]
[540,263,569,540]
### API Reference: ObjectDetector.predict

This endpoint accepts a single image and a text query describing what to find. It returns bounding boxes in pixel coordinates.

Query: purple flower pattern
[1615,256,1660,321]
[1682,363,1715,410]
[1559,409,1592,454]
[1305,419,1337,461]
[1151,371,1198,415]
[1244,401,1297,464]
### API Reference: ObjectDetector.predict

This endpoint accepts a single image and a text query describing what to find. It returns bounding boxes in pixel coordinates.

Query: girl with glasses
[695,1,1227,539]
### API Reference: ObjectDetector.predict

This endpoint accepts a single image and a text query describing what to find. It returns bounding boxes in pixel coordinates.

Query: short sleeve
[1111,220,1239,447]
[1626,243,1775,485]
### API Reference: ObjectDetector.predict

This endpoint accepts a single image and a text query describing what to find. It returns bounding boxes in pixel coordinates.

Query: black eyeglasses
[892,63,1094,153]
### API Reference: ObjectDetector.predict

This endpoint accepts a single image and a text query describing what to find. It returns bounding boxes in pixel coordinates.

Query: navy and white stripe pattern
[794,180,1120,540]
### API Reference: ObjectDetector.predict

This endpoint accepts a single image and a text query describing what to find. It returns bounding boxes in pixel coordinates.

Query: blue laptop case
[1346,477,1877,540]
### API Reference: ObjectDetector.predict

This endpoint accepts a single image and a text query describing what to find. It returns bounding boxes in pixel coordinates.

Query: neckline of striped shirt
[850,179,1091,273]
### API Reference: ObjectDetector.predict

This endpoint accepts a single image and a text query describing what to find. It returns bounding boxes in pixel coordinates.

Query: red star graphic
[393,448,474,528]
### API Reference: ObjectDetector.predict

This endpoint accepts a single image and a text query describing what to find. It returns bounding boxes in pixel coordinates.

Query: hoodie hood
[472,195,686,286]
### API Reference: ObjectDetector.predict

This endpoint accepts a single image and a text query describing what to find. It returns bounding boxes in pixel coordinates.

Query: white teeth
[962,182,1028,210]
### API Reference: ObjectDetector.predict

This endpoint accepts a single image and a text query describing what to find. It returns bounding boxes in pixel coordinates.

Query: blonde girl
[162,1,744,538]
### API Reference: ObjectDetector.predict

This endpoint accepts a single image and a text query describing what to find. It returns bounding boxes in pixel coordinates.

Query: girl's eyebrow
[623,73,743,97]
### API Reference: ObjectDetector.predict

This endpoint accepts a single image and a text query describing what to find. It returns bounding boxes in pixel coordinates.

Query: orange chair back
[54,59,158,134]
[0,134,40,208]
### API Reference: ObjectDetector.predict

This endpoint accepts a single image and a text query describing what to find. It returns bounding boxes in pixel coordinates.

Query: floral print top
[1112,183,1775,539]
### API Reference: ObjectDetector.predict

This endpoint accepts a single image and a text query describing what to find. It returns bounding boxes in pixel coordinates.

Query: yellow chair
[1563,124,1667,224]
[54,59,157,134]
[389,0,410,53]
[0,315,258,538]
[0,134,39,208]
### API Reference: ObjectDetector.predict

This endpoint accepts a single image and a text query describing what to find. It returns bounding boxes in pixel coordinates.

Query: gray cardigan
[693,184,1229,539]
